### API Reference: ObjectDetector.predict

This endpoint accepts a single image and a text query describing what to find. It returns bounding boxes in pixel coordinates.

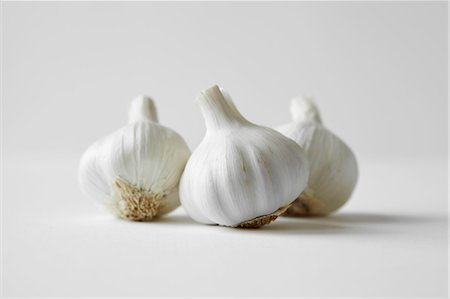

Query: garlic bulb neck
[128,95,158,123]
[290,96,322,125]
[196,85,250,130]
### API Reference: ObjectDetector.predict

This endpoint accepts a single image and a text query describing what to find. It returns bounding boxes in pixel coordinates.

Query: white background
[2,1,448,298]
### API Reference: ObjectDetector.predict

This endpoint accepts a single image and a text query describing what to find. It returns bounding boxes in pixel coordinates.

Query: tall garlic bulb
[180,85,309,228]
[277,96,358,216]
[79,96,190,221]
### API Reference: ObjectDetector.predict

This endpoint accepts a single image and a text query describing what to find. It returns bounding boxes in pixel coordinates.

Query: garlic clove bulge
[179,85,309,228]
[79,95,191,221]
[277,96,358,216]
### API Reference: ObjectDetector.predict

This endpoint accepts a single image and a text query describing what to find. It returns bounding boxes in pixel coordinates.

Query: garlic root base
[282,192,327,217]
[112,177,165,221]
[235,204,292,228]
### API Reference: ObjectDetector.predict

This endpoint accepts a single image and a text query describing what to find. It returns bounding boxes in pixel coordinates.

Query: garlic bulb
[179,85,309,228]
[277,96,358,216]
[79,96,190,221]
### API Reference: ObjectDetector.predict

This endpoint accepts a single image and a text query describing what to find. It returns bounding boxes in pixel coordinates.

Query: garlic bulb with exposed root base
[277,96,358,216]
[79,96,190,221]
[179,85,309,228]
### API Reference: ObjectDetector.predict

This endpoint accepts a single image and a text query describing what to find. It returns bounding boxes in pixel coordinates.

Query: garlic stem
[290,96,322,124]
[128,95,158,123]
[196,85,249,130]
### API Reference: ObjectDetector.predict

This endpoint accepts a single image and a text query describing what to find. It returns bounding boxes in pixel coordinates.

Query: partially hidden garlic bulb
[179,85,309,228]
[79,96,190,221]
[277,96,358,216]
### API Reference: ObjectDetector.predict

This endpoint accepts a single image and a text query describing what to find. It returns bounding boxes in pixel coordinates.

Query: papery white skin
[79,96,190,220]
[180,85,309,227]
[277,96,358,215]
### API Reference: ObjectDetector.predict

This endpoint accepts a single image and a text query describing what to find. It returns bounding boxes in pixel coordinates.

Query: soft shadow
[79,212,198,226]
[233,212,447,235]
[151,214,198,225]
[81,211,446,235]
[258,219,352,235]
[156,214,356,234]
[306,212,447,225]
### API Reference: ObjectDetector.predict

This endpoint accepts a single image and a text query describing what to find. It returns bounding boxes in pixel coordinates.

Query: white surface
[2,1,448,298]
[2,154,448,297]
